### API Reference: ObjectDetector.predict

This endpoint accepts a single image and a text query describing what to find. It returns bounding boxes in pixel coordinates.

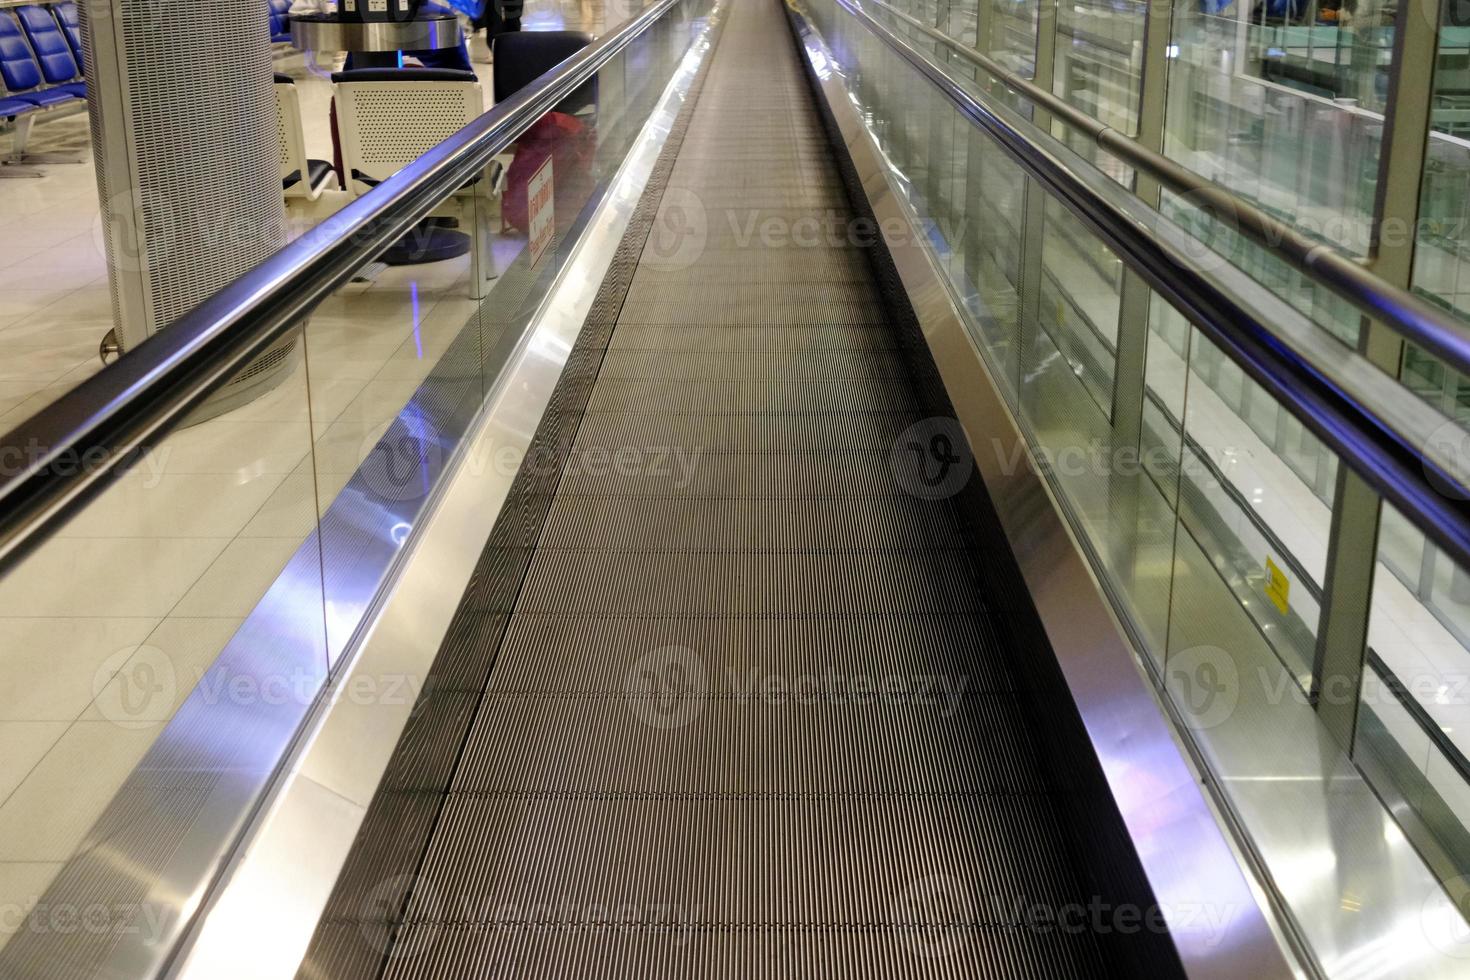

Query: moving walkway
[299,2,1178,975]
[0,0,1467,976]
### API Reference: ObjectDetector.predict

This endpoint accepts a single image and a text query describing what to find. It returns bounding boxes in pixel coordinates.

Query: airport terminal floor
[5,0,1470,976]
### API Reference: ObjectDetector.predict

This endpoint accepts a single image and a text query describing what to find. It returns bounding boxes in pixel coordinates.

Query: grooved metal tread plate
[595,349,912,379]
[348,0,1116,976]
[606,323,898,349]
[449,693,1050,794]
[485,612,1016,692]
[537,495,966,550]
[379,925,1104,980]
[569,411,925,453]
[583,378,916,413]
[512,548,985,615]
[407,795,1086,924]
[548,449,926,497]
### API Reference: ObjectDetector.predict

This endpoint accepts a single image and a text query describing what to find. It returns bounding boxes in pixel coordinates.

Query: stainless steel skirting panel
[301,1,1191,977]
[782,3,1304,979]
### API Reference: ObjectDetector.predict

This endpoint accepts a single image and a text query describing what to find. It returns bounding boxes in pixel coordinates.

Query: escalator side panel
[781,4,1189,976]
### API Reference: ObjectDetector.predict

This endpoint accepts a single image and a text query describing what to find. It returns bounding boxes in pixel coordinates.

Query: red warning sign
[527,157,554,268]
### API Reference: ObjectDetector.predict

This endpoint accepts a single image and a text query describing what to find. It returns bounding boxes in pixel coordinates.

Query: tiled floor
[0,114,111,432]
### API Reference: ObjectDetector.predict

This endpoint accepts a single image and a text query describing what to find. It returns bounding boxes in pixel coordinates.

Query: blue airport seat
[0,96,36,119]
[54,3,82,69]
[18,86,71,107]
[15,6,82,88]
[269,0,292,43]
[0,7,80,167]
[0,11,49,99]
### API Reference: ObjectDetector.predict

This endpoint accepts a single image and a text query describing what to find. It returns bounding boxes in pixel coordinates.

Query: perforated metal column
[82,0,291,404]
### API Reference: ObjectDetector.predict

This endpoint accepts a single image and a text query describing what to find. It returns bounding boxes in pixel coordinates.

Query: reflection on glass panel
[1401,337,1470,436]
[1379,501,1428,588]
[1408,15,1470,448]
[1360,502,1470,879]
[940,0,976,44]
[1159,187,1363,345]
[1026,200,1128,556]
[1182,0,1396,110]
[1164,0,1384,267]
[1249,8,1395,113]
[303,15,702,660]
[0,352,325,950]
[1179,332,1331,685]
[984,0,1039,76]
[1036,196,1122,414]
[1418,134,1470,321]
[1054,0,1146,135]
[928,84,964,222]
[962,125,1026,394]
[1143,297,1190,510]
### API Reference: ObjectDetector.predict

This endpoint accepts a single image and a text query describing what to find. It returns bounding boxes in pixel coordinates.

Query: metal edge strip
[158,20,723,978]
[785,6,1305,977]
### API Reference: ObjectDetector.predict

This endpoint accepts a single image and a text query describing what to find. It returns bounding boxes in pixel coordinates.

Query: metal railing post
[1311,0,1439,748]
[1106,0,1174,581]
[1111,0,1174,450]
[1015,0,1059,401]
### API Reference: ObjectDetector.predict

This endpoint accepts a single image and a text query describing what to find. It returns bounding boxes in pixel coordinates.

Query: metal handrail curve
[0,0,682,577]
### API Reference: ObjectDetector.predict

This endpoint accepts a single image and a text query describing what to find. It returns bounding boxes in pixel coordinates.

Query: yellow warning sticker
[1264,556,1290,616]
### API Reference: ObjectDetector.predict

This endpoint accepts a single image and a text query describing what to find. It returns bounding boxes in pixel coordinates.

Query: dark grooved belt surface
[302,0,1149,976]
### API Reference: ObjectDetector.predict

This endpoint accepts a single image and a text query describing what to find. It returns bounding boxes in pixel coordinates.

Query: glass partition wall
[809,0,1470,971]
[0,1,718,966]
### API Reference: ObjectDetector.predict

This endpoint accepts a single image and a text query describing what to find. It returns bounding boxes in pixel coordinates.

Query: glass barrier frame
[0,0,722,973]
[800,0,1470,972]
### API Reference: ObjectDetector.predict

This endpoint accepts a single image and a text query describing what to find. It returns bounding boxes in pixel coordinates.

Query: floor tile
[0,720,163,862]
[0,617,157,723]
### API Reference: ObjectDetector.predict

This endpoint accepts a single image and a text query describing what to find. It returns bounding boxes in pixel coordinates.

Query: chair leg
[5,113,85,167]
[0,116,44,177]
[469,193,500,301]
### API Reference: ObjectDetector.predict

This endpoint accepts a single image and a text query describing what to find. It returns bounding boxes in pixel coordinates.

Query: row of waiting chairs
[0,1,85,168]
[3,0,285,170]
[276,31,594,205]
[274,68,499,293]
[273,34,594,293]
